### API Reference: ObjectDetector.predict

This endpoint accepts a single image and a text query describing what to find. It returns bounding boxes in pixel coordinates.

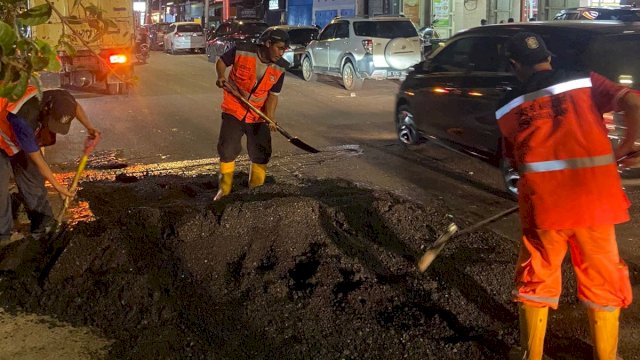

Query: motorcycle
[136,42,150,64]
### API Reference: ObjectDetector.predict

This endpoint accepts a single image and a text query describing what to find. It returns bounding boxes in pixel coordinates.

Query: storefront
[313,0,357,28]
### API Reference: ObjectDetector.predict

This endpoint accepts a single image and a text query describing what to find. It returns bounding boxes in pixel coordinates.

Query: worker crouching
[496,32,640,359]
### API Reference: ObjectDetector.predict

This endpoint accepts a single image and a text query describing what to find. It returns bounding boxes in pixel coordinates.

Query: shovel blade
[289,137,320,153]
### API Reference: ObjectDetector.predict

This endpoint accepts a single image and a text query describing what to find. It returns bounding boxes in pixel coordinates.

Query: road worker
[1,87,80,244]
[496,32,640,360]
[213,28,290,201]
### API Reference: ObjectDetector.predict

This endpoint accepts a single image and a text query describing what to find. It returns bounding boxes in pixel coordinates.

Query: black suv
[553,7,640,21]
[395,22,640,196]
[206,18,269,63]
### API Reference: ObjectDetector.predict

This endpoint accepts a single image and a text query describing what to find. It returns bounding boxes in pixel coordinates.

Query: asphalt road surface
[38,50,640,357]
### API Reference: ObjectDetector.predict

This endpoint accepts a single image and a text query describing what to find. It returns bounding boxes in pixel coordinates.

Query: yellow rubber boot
[588,308,620,360]
[248,163,267,189]
[519,303,549,360]
[213,161,235,201]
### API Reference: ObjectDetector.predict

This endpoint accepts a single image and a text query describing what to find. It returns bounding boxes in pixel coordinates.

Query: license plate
[388,71,402,78]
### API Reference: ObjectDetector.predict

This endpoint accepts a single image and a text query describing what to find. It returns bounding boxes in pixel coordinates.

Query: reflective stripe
[513,290,559,305]
[8,89,38,114]
[236,50,258,59]
[581,299,618,312]
[0,130,19,155]
[496,78,592,120]
[519,154,615,174]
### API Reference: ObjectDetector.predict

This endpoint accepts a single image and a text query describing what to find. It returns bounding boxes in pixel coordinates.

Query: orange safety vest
[0,86,38,156]
[496,75,629,229]
[221,44,287,123]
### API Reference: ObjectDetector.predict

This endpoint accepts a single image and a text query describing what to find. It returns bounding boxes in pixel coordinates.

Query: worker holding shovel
[213,29,290,201]
[496,32,640,359]
[1,87,100,244]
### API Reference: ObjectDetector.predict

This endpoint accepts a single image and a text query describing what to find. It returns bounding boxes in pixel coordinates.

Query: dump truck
[30,0,135,94]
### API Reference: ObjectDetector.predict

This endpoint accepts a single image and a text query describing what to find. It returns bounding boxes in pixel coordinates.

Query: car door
[164,24,176,48]
[456,35,517,157]
[311,24,337,71]
[327,21,350,73]
[413,37,475,142]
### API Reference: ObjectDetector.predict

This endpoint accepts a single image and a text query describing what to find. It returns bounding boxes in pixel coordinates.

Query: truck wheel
[107,83,119,95]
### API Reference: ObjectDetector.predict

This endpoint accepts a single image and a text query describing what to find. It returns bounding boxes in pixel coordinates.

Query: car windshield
[586,34,640,90]
[353,21,418,38]
[177,24,202,33]
[287,29,319,45]
[236,23,269,35]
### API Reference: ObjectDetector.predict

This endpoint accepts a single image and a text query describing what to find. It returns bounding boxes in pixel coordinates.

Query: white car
[164,22,205,54]
[301,16,422,90]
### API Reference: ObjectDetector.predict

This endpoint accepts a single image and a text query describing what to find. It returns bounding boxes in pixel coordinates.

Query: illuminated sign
[269,0,279,10]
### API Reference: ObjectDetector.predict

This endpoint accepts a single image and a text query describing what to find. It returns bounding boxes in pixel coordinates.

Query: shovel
[226,84,320,154]
[55,134,101,226]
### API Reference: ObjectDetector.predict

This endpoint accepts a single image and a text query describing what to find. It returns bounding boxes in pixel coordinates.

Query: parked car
[301,16,422,90]
[553,7,640,21]
[395,22,640,196]
[149,22,170,50]
[163,22,205,54]
[206,18,269,63]
[264,25,319,69]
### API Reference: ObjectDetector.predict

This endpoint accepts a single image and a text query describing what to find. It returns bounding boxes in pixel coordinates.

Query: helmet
[258,28,290,47]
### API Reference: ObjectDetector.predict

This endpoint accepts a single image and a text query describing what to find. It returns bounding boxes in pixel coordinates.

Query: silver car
[301,16,422,90]
[164,22,205,54]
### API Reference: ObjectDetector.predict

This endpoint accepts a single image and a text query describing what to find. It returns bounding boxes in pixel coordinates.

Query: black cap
[42,89,77,134]
[260,28,290,46]
[505,32,552,66]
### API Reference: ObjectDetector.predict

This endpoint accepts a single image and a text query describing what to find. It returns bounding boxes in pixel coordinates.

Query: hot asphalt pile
[0,174,597,359]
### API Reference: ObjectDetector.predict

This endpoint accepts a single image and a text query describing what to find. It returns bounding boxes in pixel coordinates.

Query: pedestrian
[0,87,85,244]
[496,32,640,359]
[481,19,487,26]
[508,17,515,23]
[213,28,290,201]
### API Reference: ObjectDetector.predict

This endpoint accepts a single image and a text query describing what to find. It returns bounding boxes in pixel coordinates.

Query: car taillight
[231,33,246,40]
[109,54,127,64]
[362,39,373,54]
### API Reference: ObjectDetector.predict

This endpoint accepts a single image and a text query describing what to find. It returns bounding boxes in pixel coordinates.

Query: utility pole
[204,0,209,30]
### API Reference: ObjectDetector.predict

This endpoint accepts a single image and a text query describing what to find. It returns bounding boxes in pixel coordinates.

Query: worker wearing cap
[2,87,100,242]
[213,28,290,201]
[496,32,640,359]
[1,87,83,243]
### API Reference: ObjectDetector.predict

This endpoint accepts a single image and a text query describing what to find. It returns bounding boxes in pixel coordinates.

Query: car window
[432,37,505,72]
[334,22,349,39]
[168,24,176,33]
[237,22,269,35]
[539,31,590,72]
[177,24,202,33]
[319,24,337,40]
[585,33,640,90]
[288,28,319,45]
[352,21,418,38]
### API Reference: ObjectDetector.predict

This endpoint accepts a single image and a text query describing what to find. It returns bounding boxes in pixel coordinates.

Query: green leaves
[1,3,56,101]
[16,4,52,26]
[0,21,17,55]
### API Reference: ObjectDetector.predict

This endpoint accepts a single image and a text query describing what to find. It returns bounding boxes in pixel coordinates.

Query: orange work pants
[514,225,632,310]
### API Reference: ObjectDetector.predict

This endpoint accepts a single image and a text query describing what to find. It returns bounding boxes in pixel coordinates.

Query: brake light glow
[109,54,127,64]
[468,91,483,97]
[362,39,373,54]
[433,87,449,94]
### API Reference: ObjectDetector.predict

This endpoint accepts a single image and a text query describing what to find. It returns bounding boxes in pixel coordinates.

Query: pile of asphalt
[0,174,593,359]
